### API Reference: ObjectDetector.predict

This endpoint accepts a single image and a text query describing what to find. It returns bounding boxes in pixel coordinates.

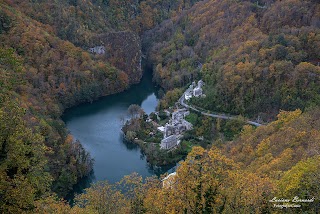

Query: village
[121,79,205,166]
[156,80,205,150]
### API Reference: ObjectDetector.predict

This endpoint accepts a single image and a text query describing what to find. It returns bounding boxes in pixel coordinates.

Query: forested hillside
[0,0,319,213]
[10,0,200,46]
[145,0,320,120]
[36,109,320,213]
[0,3,126,212]
[0,0,204,212]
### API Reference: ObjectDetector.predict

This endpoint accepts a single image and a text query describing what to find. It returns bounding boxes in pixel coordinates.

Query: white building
[185,92,192,100]
[182,120,193,130]
[193,87,203,97]
[185,80,205,99]
[159,107,193,149]
[157,126,165,133]
[160,135,178,150]
[184,86,193,100]
[88,46,105,55]
[164,124,190,137]
[198,80,204,88]
[164,125,175,137]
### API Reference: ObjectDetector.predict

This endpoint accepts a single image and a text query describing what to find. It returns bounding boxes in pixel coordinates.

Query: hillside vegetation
[10,0,200,46]
[0,3,126,211]
[36,109,320,213]
[0,0,206,211]
[0,0,319,213]
[145,0,320,120]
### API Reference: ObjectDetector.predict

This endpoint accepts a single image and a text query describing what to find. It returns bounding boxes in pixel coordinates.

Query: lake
[62,70,175,198]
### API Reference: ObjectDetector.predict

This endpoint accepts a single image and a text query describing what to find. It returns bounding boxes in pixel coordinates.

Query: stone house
[198,80,204,88]
[193,87,203,97]
[182,120,193,130]
[88,46,105,55]
[160,135,178,150]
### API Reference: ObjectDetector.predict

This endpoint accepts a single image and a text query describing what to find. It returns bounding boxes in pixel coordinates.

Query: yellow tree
[224,172,275,213]
[0,101,52,213]
[157,146,238,213]
[73,181,129,214]
[277,156,320,212]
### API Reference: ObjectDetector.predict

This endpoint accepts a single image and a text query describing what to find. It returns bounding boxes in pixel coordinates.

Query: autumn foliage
[36,109,320,213]
[145,0,320,120]
[0,0,320,213]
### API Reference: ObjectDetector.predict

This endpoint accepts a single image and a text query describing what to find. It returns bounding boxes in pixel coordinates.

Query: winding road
[179,93,263,127]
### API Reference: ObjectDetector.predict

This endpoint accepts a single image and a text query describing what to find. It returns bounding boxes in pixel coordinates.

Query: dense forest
[0,0,201,212]
[33,109,320,213]
[145,0,320,120]
[0,0,319,213]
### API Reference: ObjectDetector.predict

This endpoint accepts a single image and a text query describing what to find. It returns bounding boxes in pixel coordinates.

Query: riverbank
[132,138,188,165]
[122,81,261,167]
[63,69,177,201]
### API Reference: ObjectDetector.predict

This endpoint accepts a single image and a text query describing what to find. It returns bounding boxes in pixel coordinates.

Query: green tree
[0,101,52,213]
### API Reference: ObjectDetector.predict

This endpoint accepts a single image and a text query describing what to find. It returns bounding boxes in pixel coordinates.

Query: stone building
[160,135,178,150]
[198,80,204,88]
[160,108,193,149]
[88,46,106,55]
[182,120,193,130]
[193,87,203,97]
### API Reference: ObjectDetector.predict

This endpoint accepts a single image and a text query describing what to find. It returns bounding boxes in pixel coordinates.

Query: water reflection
[63,70,177,203]
[66,171,95,204]
[120,134,140,151]
[120,133,176,176]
